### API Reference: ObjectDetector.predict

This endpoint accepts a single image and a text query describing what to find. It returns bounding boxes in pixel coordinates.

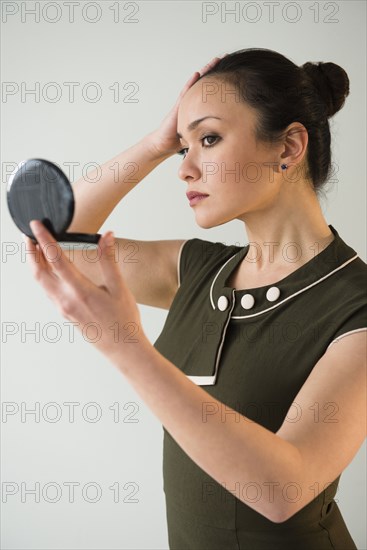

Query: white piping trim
[186,375,216,385]
[177,240,189,289]
[210,251,240,309]
[210,254,359,319]
[186,289,236,386]
[212,288,236,382]
[327,328,367,349]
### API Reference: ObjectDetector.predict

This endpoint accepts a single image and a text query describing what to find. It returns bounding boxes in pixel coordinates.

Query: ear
[280,122,308,171]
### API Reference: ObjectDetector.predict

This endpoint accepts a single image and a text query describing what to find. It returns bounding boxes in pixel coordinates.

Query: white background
[1,1,366,548]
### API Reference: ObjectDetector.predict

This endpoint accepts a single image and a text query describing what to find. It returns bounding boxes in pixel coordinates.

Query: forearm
[114,344,303,523]
[68,132,173,234]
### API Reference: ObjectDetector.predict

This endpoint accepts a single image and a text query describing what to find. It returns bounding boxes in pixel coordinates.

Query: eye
[177,147,188,157]
[177,134,221,159]
[203,135,219,147]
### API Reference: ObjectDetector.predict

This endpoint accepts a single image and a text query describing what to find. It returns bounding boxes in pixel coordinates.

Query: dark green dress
[153,224,366,550]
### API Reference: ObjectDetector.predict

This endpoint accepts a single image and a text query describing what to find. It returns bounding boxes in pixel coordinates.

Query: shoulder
[333,254,367,288]
[323,254,367,348]
[330,254,367,306]
[318,228,366,306]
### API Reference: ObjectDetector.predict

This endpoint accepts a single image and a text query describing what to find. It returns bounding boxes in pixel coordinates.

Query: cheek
[211,143,261,186]
[220,155,273,190]
[210,163,261,190]
[215,172,269,210]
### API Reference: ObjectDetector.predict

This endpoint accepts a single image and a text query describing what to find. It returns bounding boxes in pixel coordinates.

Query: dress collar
[210,224,360,319]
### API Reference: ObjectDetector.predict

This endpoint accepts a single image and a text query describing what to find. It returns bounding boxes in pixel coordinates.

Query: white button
[266,286,280,302]
[241,293,255,310]
[217,295,229,311]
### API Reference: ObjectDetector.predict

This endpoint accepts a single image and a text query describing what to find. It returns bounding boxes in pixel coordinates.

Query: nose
[178,152,201,183]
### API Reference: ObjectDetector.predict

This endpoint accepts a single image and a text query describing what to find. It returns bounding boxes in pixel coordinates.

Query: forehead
[177,76,253,129]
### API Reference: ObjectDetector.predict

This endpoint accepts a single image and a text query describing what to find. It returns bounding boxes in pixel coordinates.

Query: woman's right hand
[148,55,227,157]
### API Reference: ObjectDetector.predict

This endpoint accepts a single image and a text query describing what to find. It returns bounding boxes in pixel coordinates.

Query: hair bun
[301,61,350,118]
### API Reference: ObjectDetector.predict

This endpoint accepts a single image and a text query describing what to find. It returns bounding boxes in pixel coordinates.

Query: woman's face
[177,76,285,228]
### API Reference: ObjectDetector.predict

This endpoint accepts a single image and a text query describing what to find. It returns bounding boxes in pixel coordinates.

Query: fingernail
[105,232,114,245]
[30,220,39,230]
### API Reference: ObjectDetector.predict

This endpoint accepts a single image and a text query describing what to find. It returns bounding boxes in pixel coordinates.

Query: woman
[24,48,366,549]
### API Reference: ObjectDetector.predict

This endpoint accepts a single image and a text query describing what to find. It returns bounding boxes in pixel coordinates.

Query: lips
[186,191,209,200]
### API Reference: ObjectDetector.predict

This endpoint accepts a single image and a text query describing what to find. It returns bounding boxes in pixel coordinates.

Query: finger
[198,56,222,76]
[29,220,82,287]
[98,231,123,295]
[23,233,60,297]
[23,232,59,282]
[201,56,221,68]
[177,72,201,100]
[177,56,225,102]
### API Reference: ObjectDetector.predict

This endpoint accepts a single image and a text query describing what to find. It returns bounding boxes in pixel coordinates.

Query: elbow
[267,499,304,524]
[260,482,304,524]
[267,441,305,523]
[243,498,296,524]
[238,441,305,524]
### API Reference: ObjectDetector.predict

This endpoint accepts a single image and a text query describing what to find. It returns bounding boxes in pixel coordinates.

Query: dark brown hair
[201,47,350,198]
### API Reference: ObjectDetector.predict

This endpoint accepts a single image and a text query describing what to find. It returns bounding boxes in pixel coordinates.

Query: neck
[239,183,334,274]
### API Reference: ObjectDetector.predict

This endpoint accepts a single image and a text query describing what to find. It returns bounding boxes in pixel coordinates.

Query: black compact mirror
[7,158,101,249]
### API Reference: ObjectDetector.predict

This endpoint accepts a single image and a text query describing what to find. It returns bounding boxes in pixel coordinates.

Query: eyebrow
[176,116,222,139]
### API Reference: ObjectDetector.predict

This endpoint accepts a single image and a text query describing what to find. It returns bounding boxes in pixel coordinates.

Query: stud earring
[281,163,288,170]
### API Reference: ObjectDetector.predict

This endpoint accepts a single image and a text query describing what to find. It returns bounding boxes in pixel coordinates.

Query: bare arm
[112,330,366,523]
[67,58,223,234]
[67,133,173,234]
[67,58,224,307]
[66,134,186,310]
[70,237,188,310]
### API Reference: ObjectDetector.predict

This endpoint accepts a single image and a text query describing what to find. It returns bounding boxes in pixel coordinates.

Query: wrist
[108,332,156,374]
[143,131,176,161]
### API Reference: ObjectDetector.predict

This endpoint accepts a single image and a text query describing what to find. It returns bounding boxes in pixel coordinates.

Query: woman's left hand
[23,220,152,368]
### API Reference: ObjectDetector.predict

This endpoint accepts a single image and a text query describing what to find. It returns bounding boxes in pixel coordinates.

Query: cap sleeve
[327,302,367,349]
[178,238,229,288]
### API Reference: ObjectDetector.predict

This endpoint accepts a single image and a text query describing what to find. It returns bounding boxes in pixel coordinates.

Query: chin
[196,219,215,229]
[195,212,233,230]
